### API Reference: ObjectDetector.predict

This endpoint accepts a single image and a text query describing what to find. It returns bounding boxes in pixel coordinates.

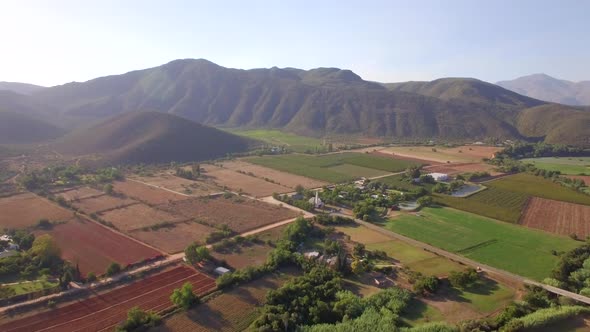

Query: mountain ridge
[497,73,590,106]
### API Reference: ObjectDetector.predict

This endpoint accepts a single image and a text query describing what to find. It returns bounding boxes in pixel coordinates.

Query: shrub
[106,262,122,277]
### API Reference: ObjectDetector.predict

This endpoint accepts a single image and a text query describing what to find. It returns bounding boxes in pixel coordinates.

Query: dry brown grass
[0,193,73,229]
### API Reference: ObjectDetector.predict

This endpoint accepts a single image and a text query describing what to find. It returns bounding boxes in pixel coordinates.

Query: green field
[386,207,579,280]
[521,157,590,175]
[488,173,590,206]
[247,152,419,183]
[434,187,529,223]
[227,129,326,153]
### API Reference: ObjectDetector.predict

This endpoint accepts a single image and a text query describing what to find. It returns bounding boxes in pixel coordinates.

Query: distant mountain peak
[497,74,590,106]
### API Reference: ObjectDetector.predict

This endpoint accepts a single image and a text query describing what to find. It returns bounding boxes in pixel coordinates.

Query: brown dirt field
[0,193,73,229]
[426,162,502,176]
[54,187,104,201]
[212,243,273,270]
[158,196,298,233]
[100,203,183,231]
[371,151,441,165]
[154,272,291,332]
[217,160,328,189]
[382,145,500,164]
[71,195,138,214]
[34,217,161,276]
[520,197,590,238]
[132,173,221,197]
[113,180,187,205]
[201,165,292,197]
[128,220,217,254]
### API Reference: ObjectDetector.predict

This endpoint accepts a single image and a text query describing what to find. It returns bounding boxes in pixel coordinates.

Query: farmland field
[154,270,294,332]
[0,193,73,229]
[335,224,463,276]
[434,187,529,223]
[326,163,390,178]
[201,164,292,197]
[247,152,418,183]
[227,129,326,153]
[218,160,327,189]
[158,196,298,233]
[131,173,221,197]
[34,217,161,276]
[521,157,590,175]
[381,145,500,163]
[211,242,273,270]
[520,197,590,238]
[113,180,187,205]
[99,203,182,231]
[71,195,137,214]
[488,173,590,206]
[0,266,216,332]
[386,207,579,280]
[128,220,217,254]
[54,187,104,201]
[425,162,501,176]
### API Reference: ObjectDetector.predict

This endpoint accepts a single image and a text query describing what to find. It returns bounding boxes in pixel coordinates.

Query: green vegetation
[434,187,529,223]
[376,173,435,192]
[105,262,122,277]
[385,207,578,280]
[227,129,327,153]
[521,157,590,175]
[488,173,590,205]
[116,306,161,331]
[170,282,199,310]
[0,279,59,299]
[247,153,419,183]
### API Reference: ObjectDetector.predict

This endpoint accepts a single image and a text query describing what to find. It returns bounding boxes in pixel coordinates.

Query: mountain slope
[0,110,65,144]
[53,111,253,164]
[0,82,45,95]
[1,58,583,146]
[515,104,590,146]
[497,74,590,106]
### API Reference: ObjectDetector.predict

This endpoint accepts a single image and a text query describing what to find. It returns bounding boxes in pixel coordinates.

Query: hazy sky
[1,0,589,86]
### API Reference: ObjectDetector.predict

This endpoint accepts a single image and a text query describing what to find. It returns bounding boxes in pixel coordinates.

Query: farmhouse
[426,172,449,182]
[0,234,19,258]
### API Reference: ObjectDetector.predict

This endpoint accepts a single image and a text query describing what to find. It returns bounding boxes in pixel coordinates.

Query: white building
[214,267,230,275]
[309,191,324,208]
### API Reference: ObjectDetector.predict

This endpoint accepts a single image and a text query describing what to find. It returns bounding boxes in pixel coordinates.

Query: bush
[413,275,440,295]
[86,272,97,283]
[448,268,479,289]
[116,306,161,331]
[170,282,199,310]
[502,306,590,331]
[106,262,122,277]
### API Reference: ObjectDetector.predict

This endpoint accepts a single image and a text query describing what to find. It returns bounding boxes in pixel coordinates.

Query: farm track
[0,266,216,332]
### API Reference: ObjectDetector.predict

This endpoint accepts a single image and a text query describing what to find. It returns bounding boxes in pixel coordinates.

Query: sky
[1,0,589,87]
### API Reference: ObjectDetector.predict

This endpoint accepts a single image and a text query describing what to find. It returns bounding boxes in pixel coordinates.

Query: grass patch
[247,153,419,183]
[488,173,590,206]
[434,187,529,223]
[227,129,326,153]
[453,278,514,313]
[385,207,579,280]
[401,298,445,326]
[0,280,59,299]
[521,157,590,175]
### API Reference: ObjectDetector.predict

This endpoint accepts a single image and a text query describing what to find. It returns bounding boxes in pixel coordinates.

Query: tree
[184,243,210,265]
[106,262,122,276]
[448,268,479,289]
[417,196,434,207]
[170,282,198,310]
[31,234,61,268]
[36,218,52,229]
[353,243,365,258]
[86,272,97,283]
[407,166,421,179]
[295,184,305,195]
[413,275,439,295]
[351,259,365,274]
[117,306,161,331]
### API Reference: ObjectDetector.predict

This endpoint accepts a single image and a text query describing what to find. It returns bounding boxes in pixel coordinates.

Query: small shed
[214,267,231,275]
[427,172,449,182]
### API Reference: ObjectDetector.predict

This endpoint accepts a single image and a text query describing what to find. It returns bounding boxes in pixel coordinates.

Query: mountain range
[497,74,590,106]
[0,59,589,149]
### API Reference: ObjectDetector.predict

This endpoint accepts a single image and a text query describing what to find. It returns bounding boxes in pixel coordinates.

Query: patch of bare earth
[520,197,590,238]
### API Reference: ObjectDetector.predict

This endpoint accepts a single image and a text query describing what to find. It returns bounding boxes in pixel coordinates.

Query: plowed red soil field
[520,197,590,238]
[158,196,298,233]
[0,266,216,332]
[34,217,161,276]
[113,180,187,205]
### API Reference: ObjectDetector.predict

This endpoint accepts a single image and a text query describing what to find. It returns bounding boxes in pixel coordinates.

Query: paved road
[332,212,590,305]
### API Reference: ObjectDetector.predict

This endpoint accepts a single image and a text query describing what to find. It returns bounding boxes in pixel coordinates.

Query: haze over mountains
[497,74,590,106]
[1,59,589,150]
